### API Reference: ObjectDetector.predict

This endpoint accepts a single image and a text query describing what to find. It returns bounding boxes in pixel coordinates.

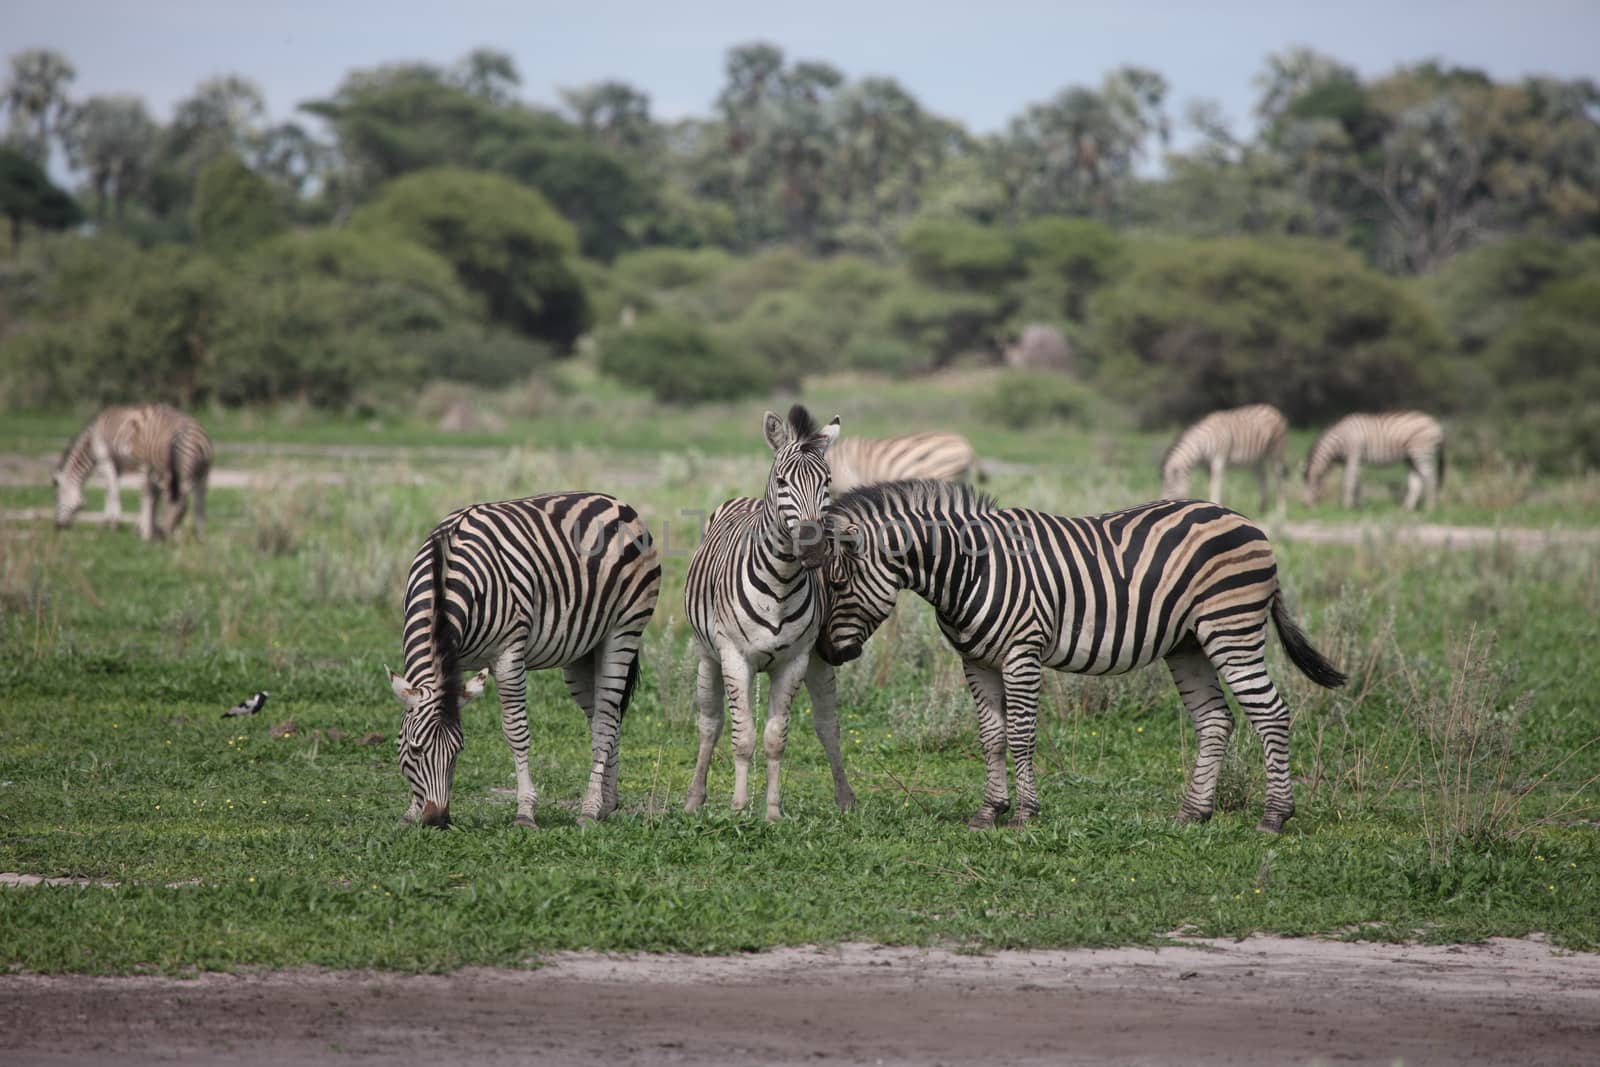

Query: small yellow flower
[1548,884,1556,892]
[1070,877,1077,884]
[154,805,160,810]
[248,876,255,883]
[1535,855,1545,862]
[1136,726,1144,733]
[1254,888,1262,894]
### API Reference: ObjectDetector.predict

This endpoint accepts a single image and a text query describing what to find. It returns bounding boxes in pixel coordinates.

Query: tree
[163,75,268,178]
[2,49,76,165]
[60,95,157,221]
[190,154,285,252]
[562,81,655,152]
[352,168,592,350]
[452,48,521,105]
[0,146,82,247]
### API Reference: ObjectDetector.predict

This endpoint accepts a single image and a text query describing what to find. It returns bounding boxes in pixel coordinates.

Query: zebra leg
[803,657,856,812]
[137,475,159,541]
[1422,453,1440,511]
[491,647,536,829]
[580,639,638,823]
[761,652,810,821]
[1341,456,1362,509]
[100,460,122,519]
[1402,467,1423,511]
[1209,455,1227,505]
[163,479,190,540]
[962,661,1010,829]
[684,653,724,813]
[1001,649,1045,824]
[1210,651,1296,833]
[192,476,208,541]
[1165,641,1233,823]
[721,650,758,813]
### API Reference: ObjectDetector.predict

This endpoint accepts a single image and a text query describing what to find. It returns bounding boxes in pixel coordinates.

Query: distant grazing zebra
[386,492,661,828]
[816,483,1346,832]
[1161,403,1288,513]
[53,404,213,541]
[828,431,978,493]
[684,405,855,821]
[1304,411,1444,511]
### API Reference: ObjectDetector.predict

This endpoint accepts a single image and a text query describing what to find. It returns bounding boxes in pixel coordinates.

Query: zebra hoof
[1177,808,1213,825]
[1255,813,1290,834]
[513,815,537,829]
[966,813,998,831]
[835,790,857,813]
[575,814,599,828]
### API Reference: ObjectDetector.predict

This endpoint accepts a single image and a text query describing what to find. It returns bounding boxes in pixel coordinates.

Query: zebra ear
[813,416,841,455]
[459,668,490,706]
[387,666,421,709]
[763,410,791,452]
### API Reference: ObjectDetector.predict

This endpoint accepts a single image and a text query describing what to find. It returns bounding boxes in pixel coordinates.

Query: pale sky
[10,0,1599,147]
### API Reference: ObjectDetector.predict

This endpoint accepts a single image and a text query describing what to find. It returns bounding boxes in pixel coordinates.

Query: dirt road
[3,937,1596,1065]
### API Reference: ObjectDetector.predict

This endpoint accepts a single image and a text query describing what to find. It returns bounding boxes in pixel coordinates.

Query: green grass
[3,380,1600,973]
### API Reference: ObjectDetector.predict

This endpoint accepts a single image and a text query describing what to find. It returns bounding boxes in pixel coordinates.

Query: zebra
[385,492,661,829]
[1160,403,1288,513]
[52,404,213,541]
[815,482,1346,832]
[827,431,978,493]
[1304,411,1445,511]
[683,405,855,821]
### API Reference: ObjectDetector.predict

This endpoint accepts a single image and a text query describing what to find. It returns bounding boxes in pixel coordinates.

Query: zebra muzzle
[418,800,451,828]
[795,520,828,568]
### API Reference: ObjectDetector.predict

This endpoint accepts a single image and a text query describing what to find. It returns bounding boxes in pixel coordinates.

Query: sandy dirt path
[2,937,1597,1065]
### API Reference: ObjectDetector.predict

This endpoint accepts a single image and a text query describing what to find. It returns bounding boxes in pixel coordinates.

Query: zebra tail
[1270,592,1347,689]
[1436,443,1447,489]
[167,431,184,503]
[430,530,461,723]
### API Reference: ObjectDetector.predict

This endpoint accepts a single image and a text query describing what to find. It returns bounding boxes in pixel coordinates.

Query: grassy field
[3,375,1599,973]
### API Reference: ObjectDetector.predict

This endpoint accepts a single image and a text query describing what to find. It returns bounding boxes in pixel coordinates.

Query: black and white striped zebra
[386,492,661,829]
[683,406,855,821]
[828,431,978,493]
[815,483,1345,832]
[1160,403,1288,513]
[53,404,213,541]
[1304,411,1445,511]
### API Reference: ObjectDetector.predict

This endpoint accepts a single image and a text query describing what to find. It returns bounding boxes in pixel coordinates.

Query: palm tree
[3,48,77,166]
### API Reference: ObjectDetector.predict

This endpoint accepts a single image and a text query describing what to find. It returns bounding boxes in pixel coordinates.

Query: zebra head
[386,665,490,827]
[762,405,841,569]
[814,516,898,667]
[51,467,84,528]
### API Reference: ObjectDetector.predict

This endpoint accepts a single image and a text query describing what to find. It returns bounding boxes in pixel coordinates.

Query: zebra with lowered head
[1304,411,1444,511]
[1160,403,1288,513]
[386,492,661,828]
[827,430,978,493]
[684,405,855,821]
[816,482,1345,832]
[53,404,213,541]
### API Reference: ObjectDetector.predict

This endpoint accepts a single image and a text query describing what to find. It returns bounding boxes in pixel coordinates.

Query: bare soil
[2,937,1597,1065]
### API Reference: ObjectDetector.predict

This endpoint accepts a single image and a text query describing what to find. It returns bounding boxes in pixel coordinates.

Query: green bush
[901,217,1023,289]
[873,282,1010,367]
[597,313,773,404]
[1482,275,1600,469]
[1014,217,1125,322]
[190,154,285,253]
[975,371,1095,428]
[352,168,591,350]
[839,333,932,375]
[1087,237,1448,425]
[723,290,839,388]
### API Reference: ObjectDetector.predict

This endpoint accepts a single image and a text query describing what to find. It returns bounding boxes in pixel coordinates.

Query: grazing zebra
[1161,403,1288,513]
[815,483,1346,832]
[1304,411,1445,511]
[684,405,855,821]
[53,404,213,541]
[386,492,661,829]
[827,431,978,493]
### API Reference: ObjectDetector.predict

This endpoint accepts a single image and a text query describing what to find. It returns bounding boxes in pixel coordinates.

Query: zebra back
[829,431,976,492]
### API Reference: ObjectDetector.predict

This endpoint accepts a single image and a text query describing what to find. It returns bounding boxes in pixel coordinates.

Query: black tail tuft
[167,432,184,503]
[1436,443,1447,489]
[429,531,461,723]
[1271,592,1347,689]
[617,655,642,721]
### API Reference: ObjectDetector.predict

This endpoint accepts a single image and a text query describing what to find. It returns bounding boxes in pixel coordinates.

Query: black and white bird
[222,691,270,718]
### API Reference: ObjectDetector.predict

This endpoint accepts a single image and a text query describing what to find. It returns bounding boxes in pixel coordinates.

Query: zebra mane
[56,426,93,475]
[429,530,461,724]
[787,404,819,441]
[832,478,997,520]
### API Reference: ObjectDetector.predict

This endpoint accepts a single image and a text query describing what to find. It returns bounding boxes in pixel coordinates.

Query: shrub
[1087,237,1449,425]
[352,168,591,350]
[839,333,932,375]
[900,217,1023,289]
[597,313,772,404]
[723,290,839,388]
[873,282,1011,367]
[190,153,285,253]
[976,371,1095,428]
